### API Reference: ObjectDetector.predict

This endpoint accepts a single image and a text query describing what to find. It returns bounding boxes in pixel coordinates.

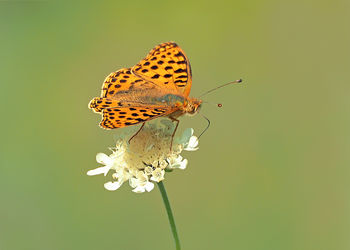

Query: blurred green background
[1,1,349,250]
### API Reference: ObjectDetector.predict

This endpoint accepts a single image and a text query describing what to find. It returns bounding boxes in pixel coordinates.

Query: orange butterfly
[89,42,241,144]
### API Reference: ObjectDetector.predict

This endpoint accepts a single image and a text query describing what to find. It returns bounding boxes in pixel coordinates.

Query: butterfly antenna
[202,101,223,108]
[198,114,211,139]
[199,79,243,97]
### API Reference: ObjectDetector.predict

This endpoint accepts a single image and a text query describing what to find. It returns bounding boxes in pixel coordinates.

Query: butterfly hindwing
[132,42,192,97]
[89,97,127,113]
[99,106,172,129]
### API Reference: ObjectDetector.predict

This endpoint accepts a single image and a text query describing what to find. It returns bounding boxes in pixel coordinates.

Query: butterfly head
[183,97,202,116]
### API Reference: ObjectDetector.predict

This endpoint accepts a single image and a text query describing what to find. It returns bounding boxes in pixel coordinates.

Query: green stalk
[157,181,181,250]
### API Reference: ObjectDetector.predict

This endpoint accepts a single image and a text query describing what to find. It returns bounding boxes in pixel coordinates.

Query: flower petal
[87,166,110,176]
[104,181,122,191]
[177,128,194,145]
[145,182,155,192]
[184,136,199,151]
[96,153,113,165]
[179,159,188,169]
[188,136,198,147]
[129,177,138,188]
[132,186,146,193]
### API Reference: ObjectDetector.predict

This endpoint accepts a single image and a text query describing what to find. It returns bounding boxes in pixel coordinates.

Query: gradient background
[1,1,349,250]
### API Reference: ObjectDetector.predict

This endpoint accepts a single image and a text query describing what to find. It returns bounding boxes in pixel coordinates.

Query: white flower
[130,172,155,193]
[150,168,165,182]
[167,155,188,170]
[144,166,153,175]
[87,119,199,193]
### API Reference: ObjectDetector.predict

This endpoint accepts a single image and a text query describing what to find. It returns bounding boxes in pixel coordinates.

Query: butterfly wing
[99,106,174,129]
[132,42,192,97]
[101,67,158,99]
[89,67,161,113]
[89,67,177,129]
[89,43,192,129]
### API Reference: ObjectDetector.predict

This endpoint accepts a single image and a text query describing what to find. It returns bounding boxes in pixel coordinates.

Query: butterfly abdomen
[151,94,185,106]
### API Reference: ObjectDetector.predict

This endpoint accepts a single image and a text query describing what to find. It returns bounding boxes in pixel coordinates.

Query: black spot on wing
[177,75,187,79]
[174,68,187,73]
[174,52,184,57]
[174,79,186,83]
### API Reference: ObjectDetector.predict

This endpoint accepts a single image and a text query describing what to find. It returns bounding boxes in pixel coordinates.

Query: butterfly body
[89,42,201,130]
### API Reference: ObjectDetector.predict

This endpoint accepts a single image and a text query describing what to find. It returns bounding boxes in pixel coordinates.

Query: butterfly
[89,42,241,145]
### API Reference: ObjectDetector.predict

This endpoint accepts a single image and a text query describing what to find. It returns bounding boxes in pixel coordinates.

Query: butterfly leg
[169,117,180,151]
[128,122,146,144]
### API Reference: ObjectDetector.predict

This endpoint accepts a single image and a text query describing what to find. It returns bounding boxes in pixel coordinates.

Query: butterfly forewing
[132,42,192,97]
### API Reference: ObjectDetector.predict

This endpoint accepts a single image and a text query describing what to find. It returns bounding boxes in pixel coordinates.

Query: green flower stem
[157,181,181,250]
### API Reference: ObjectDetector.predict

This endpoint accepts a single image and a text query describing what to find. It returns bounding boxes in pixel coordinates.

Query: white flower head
[87,119,199,193]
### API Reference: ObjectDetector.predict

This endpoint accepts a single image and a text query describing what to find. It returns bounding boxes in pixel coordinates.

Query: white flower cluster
[87,120,199,193]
